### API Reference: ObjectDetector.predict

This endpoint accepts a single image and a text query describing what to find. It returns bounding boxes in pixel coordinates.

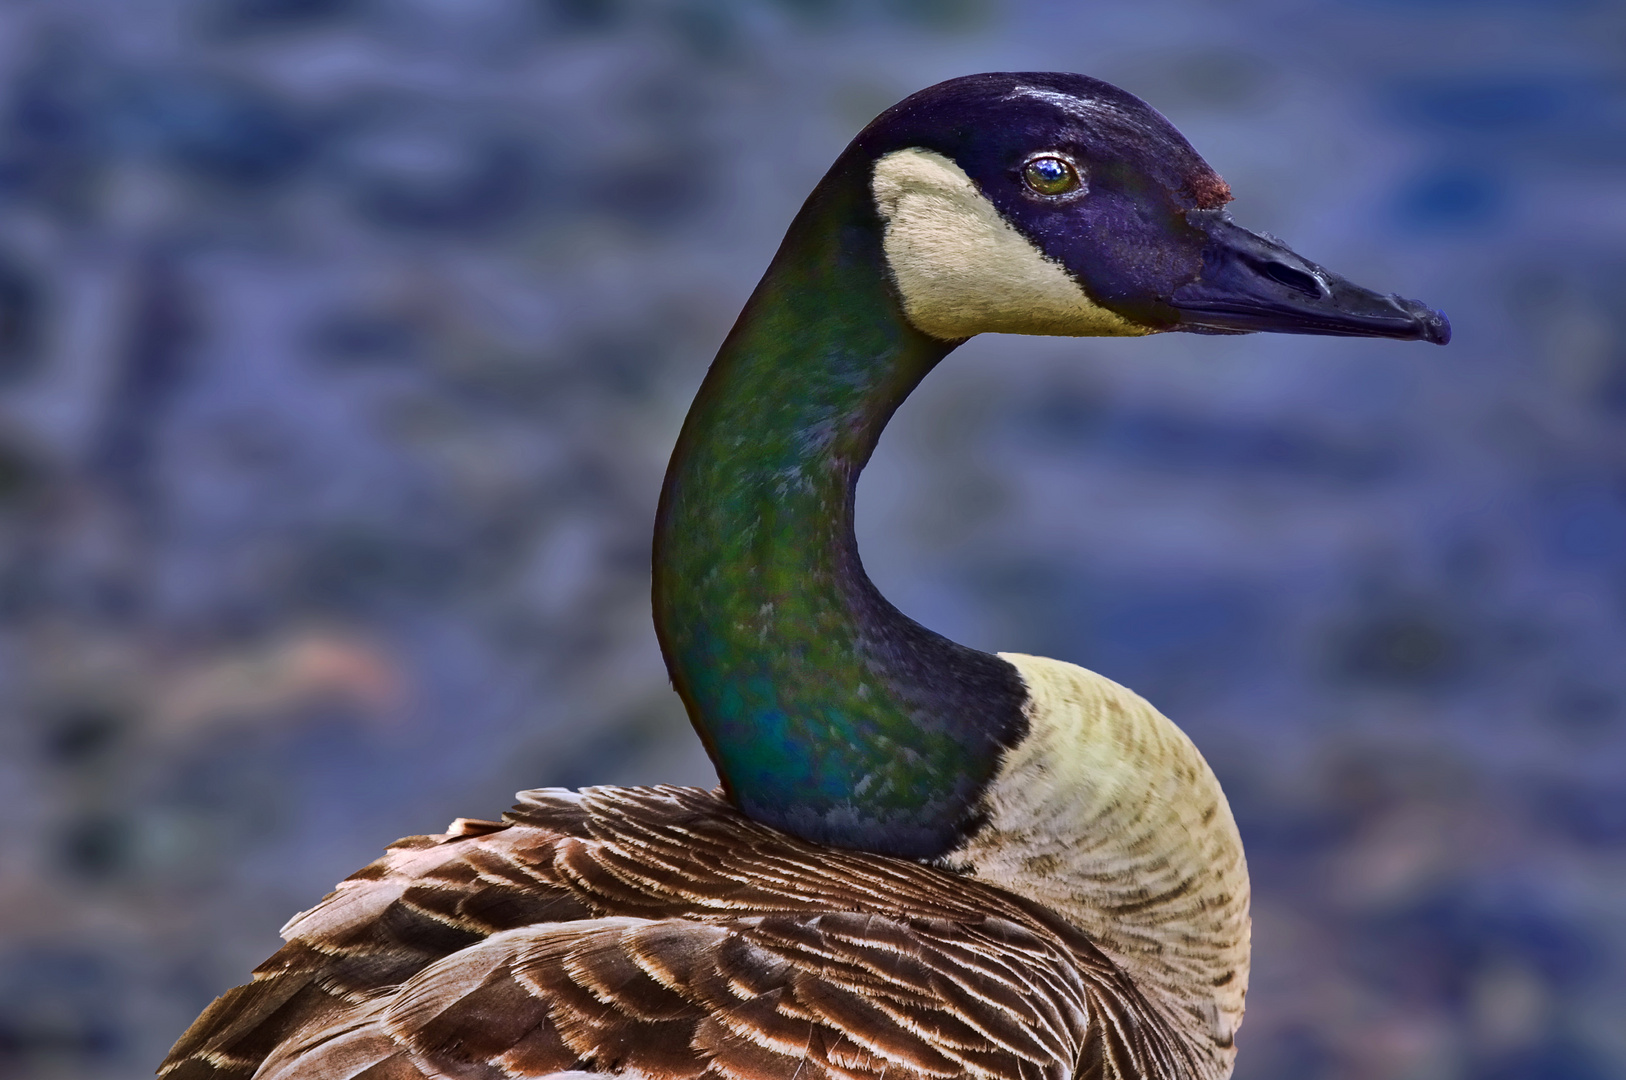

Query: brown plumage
[160,786,1199,1080]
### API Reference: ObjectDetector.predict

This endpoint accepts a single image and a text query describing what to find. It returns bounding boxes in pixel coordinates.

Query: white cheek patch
[870,147,1151,341]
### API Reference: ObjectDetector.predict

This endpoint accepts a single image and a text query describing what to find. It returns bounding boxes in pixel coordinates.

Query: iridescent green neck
[652,155,1027,860]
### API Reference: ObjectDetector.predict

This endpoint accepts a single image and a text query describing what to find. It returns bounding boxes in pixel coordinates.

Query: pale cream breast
[948,652,1251,1080]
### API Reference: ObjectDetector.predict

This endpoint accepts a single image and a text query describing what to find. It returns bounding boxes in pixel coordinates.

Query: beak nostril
[1255,259,1324,298]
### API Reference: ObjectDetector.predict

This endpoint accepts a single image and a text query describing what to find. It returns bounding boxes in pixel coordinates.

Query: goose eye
[1022,154,1082,196]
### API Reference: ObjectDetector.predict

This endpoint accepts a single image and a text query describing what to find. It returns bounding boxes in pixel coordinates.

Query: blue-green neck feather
[652,149,1028,860]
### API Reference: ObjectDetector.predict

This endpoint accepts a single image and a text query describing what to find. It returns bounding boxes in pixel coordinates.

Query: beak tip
[1400,298,1451,346]
[1426,314,1451,346]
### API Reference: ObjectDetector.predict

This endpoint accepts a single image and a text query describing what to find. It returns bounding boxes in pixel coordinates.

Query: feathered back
[161,786,1202,1080]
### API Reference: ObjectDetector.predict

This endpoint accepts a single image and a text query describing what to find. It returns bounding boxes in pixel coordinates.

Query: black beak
[1170,209,1450,345]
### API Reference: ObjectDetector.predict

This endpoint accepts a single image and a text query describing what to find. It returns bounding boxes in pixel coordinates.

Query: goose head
[855,71,1450,345]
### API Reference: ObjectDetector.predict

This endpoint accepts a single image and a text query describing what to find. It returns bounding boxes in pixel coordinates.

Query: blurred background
[0,0,1621,1077]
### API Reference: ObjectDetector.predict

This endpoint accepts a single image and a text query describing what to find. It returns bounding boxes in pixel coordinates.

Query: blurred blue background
[0,1,1621,1077]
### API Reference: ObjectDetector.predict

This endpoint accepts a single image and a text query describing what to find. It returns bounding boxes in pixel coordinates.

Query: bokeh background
[0,0,1622,1077]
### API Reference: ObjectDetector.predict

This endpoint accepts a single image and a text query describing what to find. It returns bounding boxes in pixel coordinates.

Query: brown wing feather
[159,786,1199,1080]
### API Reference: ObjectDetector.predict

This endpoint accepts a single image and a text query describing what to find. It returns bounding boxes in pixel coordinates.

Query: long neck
[653,156,1027,860]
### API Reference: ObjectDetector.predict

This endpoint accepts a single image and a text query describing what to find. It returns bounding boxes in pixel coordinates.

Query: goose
[160,72,1448,1080]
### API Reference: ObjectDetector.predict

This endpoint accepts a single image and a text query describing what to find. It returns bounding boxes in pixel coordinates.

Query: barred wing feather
[159,787,1196,1080]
